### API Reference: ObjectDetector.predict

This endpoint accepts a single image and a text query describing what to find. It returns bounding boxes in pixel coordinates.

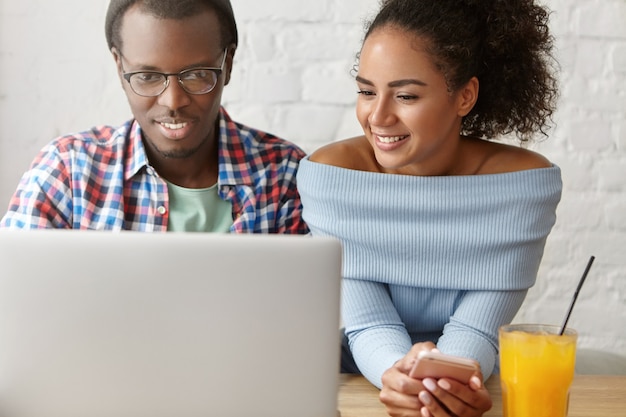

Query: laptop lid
[0,230,342,417]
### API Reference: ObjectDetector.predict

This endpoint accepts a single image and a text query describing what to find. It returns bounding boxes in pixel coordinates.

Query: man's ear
[457,76,479,117]
[223,45,236,86]
[110,47,125,87]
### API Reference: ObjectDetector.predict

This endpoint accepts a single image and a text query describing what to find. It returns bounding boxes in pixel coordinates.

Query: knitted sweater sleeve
[344,280,528,388]
[342,277,414,388]
[436,288,529,380]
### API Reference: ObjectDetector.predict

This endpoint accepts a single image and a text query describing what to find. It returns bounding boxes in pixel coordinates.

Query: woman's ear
[457,76,479,117]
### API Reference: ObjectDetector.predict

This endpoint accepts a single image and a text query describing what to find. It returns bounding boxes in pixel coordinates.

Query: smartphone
[409,351,478,384]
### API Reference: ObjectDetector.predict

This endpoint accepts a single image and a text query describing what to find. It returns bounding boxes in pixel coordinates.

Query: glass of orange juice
[499,324,577,417]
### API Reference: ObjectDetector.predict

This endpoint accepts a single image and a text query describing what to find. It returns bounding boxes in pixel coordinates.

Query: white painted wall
[1,1,624,357]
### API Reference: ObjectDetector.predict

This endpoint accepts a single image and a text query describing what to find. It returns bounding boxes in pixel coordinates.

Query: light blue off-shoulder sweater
[297,158,562,388]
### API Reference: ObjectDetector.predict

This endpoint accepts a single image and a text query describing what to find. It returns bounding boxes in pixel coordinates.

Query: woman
[297,0,562,416]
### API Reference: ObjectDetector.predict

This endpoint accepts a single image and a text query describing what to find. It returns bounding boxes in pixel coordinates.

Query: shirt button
[157,206,167,215]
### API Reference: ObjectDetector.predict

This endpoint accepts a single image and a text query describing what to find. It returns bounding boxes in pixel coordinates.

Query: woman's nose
[369,96,396,126]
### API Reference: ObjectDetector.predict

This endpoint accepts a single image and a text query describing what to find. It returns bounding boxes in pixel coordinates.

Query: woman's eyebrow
[356,75,427,87]
[388,78,427,87]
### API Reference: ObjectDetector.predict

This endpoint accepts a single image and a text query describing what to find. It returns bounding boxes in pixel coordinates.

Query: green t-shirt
[166,181,233,232]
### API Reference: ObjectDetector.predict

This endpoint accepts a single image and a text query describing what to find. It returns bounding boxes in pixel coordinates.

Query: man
[1,0,308,233]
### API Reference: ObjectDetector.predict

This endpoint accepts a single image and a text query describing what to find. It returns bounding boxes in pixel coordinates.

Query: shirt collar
[217,107,255,186]
[123,120,149,181]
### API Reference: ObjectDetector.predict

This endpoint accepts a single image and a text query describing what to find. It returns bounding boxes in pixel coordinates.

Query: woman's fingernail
[419,390,432,405]
[438,379,451,390]
[470,375,482,388]
[422,378,437,391]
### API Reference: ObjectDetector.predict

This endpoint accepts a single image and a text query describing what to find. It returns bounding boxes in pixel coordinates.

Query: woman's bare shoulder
[470,139,552,174]
[308,136,374,170]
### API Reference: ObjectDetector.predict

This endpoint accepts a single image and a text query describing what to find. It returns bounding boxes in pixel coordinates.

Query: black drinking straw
[559,255,595,336]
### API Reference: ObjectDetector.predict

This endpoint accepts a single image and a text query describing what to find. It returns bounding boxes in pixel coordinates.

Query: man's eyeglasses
[121,49,228,97]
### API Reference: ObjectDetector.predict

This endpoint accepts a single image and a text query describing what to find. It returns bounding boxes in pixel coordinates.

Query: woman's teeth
[377,135,406,143]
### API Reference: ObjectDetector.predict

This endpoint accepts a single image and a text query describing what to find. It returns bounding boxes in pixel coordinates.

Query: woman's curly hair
[361,0,559,143]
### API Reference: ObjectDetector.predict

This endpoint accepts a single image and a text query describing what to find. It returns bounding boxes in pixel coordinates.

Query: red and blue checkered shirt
[1,108,309,234]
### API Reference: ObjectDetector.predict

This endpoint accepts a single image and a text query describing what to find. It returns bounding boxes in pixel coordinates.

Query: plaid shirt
[1,108,309,234]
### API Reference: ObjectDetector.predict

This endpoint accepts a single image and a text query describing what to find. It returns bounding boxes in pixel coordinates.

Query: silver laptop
[0,230,342,417]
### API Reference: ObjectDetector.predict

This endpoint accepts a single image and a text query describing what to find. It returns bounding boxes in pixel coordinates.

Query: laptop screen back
[0,230,342,417]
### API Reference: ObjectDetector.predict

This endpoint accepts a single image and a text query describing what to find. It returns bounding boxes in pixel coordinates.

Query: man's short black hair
[105,0,238,51]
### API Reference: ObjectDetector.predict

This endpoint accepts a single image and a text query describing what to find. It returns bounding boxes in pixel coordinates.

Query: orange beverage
[499,324,577,417]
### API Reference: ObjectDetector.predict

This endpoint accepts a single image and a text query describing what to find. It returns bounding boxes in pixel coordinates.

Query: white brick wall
[0,0,624,357]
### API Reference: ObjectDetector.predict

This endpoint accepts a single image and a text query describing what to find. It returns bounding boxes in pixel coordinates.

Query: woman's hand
[379,343,492,417]
[379,343,436,417]
[417,374,492,417]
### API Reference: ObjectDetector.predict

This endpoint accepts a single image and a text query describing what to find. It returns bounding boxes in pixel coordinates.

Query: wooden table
[338,374,626,416]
